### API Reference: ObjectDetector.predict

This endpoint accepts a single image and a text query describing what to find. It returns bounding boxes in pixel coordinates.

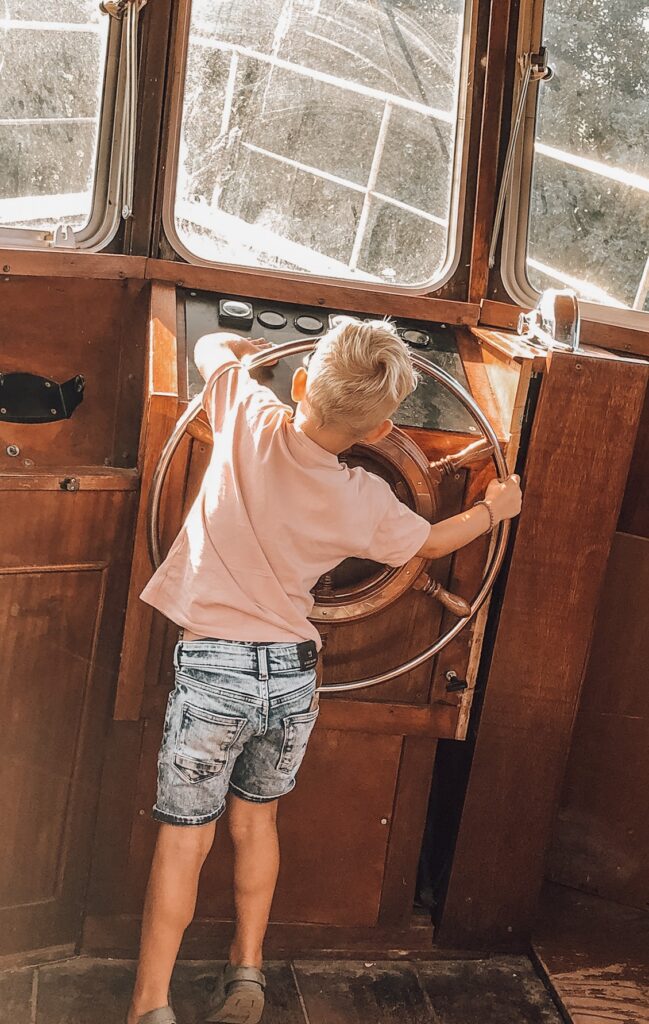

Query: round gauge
[257,310,287,329]
[295,314,324,334]
[221,299,253,318]
[401,329,431,349]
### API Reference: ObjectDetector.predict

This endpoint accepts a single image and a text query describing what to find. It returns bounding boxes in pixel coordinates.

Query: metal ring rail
[148,338,510,694]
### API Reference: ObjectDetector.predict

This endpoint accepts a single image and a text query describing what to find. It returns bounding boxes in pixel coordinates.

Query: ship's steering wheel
[148,338,510,694]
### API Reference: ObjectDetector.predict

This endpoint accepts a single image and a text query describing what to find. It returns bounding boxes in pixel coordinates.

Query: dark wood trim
[124,0,175,256]
[379,738,438,927]
[113,283,182,721]
[435,0,492,302]
[0,945,76,972]
[455,329,508,439]
[309,701,455,738]
[85,720,146,917]
[578,320,649,358]
[0,468,138,491]
[0,250,146,280]
[437,349,648,950]
[82,913,436,959]
[146,260,481,325]
[468,0,513,304]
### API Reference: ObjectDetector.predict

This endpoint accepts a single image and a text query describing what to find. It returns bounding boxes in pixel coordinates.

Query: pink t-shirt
[140,352,430,648]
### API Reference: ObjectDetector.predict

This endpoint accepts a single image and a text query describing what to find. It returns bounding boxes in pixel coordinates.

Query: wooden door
[0,482,137,960]
[0,273,146,962]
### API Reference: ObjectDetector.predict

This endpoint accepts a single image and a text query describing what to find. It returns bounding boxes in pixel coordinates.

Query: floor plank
[293,960,435,1024]
[35,959,135,1024]
[172,961,307,1024]
[416,957,563,1024]
[0,967,34,1024]
[3,953,572,1024]
[534,883,649,1024]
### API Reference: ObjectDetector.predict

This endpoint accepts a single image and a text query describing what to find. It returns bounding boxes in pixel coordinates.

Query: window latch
[51,224,77,248]
[488,48,554,269]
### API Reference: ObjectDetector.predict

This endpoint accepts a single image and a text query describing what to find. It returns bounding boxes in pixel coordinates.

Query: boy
[129,317,521,1024]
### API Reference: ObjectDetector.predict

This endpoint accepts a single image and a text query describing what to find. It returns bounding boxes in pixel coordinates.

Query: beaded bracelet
[473,499,495,534]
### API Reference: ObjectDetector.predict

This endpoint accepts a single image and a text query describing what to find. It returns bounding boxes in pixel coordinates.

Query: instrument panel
[181,290,479,435]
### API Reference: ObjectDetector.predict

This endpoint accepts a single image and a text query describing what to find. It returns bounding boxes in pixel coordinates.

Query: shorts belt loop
[173,642,182,670]
[257,645,269,681]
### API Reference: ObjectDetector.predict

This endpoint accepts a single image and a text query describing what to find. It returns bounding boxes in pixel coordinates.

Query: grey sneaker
[204,965,266,1024]
[132,1007,177,1024]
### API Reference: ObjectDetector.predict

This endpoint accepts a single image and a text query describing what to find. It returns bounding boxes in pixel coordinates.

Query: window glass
[0,2,110,232]
[527,0,649,311]
[174,0,467,286]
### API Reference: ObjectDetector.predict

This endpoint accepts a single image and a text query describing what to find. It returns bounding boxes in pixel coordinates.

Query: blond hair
[305,316,417,434]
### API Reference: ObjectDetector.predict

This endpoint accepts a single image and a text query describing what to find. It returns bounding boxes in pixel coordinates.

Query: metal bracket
[0,372,85,424]
[50,224,78,248]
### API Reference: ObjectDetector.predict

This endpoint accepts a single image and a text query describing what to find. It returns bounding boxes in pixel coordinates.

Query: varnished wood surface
[113,282,183,721]
[547,533,649,909]
[0,250,147,280]
[468,0,513,305]
[108,717,406,929]
[378,738,439,927]
[438,350,648,949]
[0,468,138,490]
[619,387,649,538]
[124,0,175,258]
[534,883,649,1024]
[0,488,137,957]
[145,259,481,326]
[0,277,147,469]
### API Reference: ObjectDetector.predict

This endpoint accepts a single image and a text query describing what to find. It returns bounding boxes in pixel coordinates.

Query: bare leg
[127,821,216,1024]
[228,795,280,968]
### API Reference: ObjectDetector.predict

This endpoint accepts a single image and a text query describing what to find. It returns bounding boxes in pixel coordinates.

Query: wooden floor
[534,883,649,1023]
[0,955,563,1024]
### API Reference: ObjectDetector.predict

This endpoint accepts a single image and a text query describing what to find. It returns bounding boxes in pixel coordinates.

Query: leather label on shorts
[298,643,318,671]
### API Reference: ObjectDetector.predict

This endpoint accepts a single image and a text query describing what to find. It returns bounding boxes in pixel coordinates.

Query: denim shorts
[152,638,320,826]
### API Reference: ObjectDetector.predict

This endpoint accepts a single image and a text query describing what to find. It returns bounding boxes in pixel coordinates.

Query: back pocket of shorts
[277,708,320,775]
[173,702,246,785]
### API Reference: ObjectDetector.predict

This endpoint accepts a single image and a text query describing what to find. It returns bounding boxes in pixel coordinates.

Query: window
[504,0,649,316]
[168,0,470,288]
[0,2,115,246]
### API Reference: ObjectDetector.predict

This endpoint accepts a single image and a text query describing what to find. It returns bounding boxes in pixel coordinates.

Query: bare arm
[194,331,271,383]
[417,475,522,560]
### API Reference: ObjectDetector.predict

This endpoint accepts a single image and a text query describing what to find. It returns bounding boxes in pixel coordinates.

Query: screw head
[2,265,10,273]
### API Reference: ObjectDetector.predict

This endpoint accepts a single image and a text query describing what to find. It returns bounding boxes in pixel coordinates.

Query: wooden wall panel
[119,715,403,930]
[0,277,147,469]
[437,350,648,949]
[546,533,649,909]
[0,568,105,905]
[618,387,649,539]
[0,487,137,957]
